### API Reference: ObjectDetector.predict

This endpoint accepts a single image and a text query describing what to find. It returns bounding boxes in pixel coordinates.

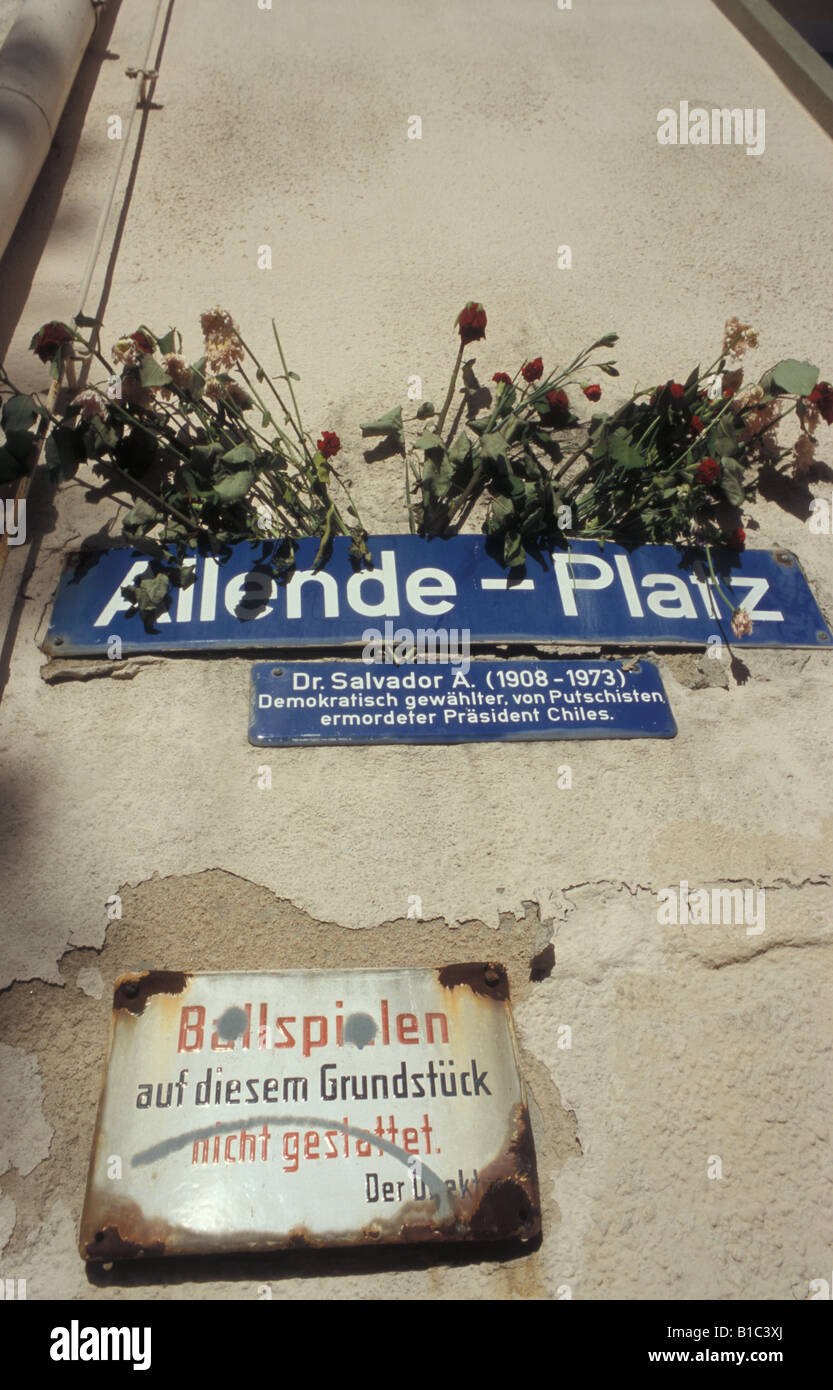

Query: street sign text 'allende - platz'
[46,534,832,654]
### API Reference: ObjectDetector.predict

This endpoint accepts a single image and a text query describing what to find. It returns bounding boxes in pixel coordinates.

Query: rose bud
[455,302,487,346]
[583,384,602,402]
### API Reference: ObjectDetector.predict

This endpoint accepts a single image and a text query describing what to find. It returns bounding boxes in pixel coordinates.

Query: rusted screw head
[120,980,140,998]
[484,967,500,986]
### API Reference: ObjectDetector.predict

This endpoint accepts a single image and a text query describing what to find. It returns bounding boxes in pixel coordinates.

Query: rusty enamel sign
[80,967,540,1260]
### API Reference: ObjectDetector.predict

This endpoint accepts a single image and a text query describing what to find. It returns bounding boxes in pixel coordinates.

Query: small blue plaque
[249,659,677,746]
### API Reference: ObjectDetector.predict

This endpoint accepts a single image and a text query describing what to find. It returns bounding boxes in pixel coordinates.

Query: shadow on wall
[0,0,124,363]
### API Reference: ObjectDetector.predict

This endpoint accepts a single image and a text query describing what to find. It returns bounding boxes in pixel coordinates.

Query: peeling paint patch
[39,657,165,684]
[75,967,104,999]
[0,1043,52,1178]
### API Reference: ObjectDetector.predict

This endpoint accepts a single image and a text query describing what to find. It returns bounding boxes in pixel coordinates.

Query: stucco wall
[0,0,831,1300]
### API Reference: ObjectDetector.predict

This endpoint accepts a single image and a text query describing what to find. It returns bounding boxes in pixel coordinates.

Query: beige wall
[0,0,831,1300]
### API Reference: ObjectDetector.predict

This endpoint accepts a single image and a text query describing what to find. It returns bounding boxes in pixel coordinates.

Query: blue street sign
[249,660,678,745]
[44,535,832,656]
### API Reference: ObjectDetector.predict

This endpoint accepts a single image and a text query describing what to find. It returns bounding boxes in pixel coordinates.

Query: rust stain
[113,970,190,1016]
[436,961,509,1002]
[451,1102,541,1243]
[80,1197,170,1262]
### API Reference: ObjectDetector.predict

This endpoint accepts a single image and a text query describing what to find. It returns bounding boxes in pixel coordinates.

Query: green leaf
[156,329,177,355]
[45,426,85,483]
[360,407,404,440]
[608,431,644,473]
[448,431,472,464]
[0,446,26,482]
[1,395,39,434]
[221,443,255,466]
[415,401,436,419]
[503,530,526,568]
[719,458,745,506]
[213,469,254,502]
[480,432,508,463]
[123,570,170,617]
[138,355,171,388]
[414,430,445,455]
[122,498,159,535]
[770,360,819,398]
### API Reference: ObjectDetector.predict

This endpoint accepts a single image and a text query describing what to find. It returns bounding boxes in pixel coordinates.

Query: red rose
[543,388,570,426]
[492,372,511,385]
[31,321,73,363]
[130,330,155,354]
[690,415,704,435]
[725,526,745,551]
[522,357,543,383]
[809,381,833,427]
[583,384,602,402]
[668,381,685,399]
[317,431,341,459]
[695,457,720,484]
[456,302,487,346]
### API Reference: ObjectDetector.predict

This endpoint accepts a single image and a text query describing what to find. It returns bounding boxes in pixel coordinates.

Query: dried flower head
[792,432,816,476]
[72,389,108,421]
[120,377,153,409]
[732,384,763,412]
[163,354,192,391]
[112,337,144,368]
[492,372,511,386]
[722,317,758,360]
[522,357,543,383]
[583,384,602,402]
[731,607,753,639]
[203,376,224,401]
[201,307,244,372]
[742,401,780,441]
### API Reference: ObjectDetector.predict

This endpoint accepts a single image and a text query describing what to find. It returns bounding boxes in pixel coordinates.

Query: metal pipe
[0,0,100,262]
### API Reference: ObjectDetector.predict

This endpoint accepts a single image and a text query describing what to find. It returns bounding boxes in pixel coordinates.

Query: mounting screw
[120,980,140,998]
[817,630,830,643]
[484,967,500,986]
[774,551,794,566]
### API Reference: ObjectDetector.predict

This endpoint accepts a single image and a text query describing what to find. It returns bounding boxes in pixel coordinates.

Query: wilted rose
[456,302,487,346]
[543,388,570,426]
[522,357,543,383]
[317,431,341,459]
[808,381,833,427]
[694,457,720,484]
[31,321,72,363]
